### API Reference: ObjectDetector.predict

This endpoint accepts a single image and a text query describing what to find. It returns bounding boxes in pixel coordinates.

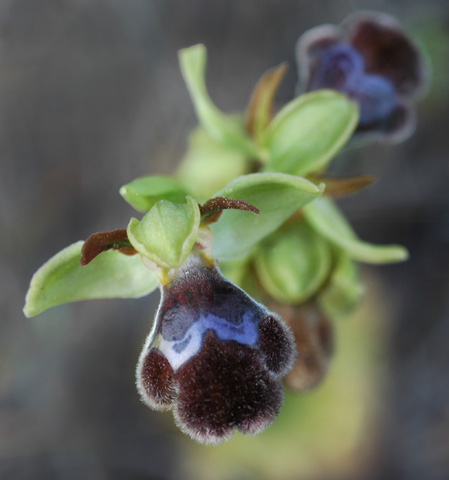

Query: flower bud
[296,11,428,143]
[270,301,334,392]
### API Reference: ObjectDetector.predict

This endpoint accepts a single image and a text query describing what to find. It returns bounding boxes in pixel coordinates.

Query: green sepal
[176,127,249,202]
[304,197,408,264]
[318,251,364,320]
[24,241,158,317]
[127,196,201,269]
[261,90,358,176]
[254,220,332,304]
[210,173,324,261]
[119,175,188,213]
[178,44,256,156]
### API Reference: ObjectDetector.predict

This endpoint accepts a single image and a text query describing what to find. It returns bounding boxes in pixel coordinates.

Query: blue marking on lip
[155,310,260,371]
[310,43,397,126]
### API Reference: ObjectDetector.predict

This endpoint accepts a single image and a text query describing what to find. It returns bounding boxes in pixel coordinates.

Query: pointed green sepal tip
[24,241,158,317]
[261,90,359,176]
[178,44,255,156]
[119,175,188,213]
[127,196,201,269]
[304,197,409,264]
[210,172,324,261]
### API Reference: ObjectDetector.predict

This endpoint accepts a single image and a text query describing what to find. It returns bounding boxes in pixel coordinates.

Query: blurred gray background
[1,0,448,479]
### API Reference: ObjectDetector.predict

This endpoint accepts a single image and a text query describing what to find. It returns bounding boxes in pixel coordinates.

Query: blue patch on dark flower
[136,257,296,444]
[310,43,397,126]
[309,43,363,90]
[152,267,264,371]
[158,310,259,370]
[296,12,427,142]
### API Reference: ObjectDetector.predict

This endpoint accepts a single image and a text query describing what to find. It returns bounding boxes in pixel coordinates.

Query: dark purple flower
[296,11,428,143]
[136,254,295,444]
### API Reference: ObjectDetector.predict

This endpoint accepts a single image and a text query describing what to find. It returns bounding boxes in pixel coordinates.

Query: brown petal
[310,174,376,197]
[199,196,259,225]
[245,62,288,136]
[345,11,427,97]
[80,229,138,265]
[272,302,334,392]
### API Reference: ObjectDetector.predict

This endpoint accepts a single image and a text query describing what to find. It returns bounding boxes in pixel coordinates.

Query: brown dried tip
[310,173,376,197]
[245,62,288,136]
[199,197,260,225]
[80,229,138,265]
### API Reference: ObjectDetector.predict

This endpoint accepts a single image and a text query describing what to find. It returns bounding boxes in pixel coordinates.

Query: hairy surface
[174,332,283,444]
[136,262,295,444]
[149,266,270,371]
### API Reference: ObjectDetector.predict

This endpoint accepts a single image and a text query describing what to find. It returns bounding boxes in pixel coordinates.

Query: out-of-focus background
[1,1,448,479]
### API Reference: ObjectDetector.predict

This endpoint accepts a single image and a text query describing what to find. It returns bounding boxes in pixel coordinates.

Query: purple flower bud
[297,11,428,143]
[136,253,295,444]
[309,43,397,127]
[270,301,334,392]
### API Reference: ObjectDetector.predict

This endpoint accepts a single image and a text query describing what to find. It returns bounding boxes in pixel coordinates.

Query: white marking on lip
[156,311,259,371]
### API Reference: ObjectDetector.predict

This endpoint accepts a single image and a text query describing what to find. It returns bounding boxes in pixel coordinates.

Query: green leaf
[255,221,332,304]
[119,176,188,213]
[127,196,200,268]
[178,44,256,156]
[210,173,323,261]
[303,197,408,264]
[261,90,358,176]
[176,127,249,202]
[24,241,158,317]
[318,252,364,320]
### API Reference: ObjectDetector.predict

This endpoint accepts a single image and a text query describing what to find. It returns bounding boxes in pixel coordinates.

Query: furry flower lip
[296,11,428,143]
[136,228,296,445]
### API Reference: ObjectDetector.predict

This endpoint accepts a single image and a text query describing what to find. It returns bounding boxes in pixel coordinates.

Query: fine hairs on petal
[137,349,177,411]
[136,246,295,444]
[173,333,284,445]
[258,314,297,377]
[173,407,234,446]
